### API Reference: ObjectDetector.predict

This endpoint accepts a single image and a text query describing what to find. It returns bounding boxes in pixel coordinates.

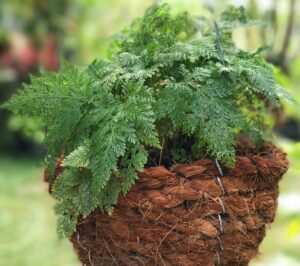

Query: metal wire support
[214,159,226,265]
[215,159,226,195]
[216,236,224,251]
[214,21,226,66]
[215,159,224,177]
[217,214,224,233]
[216,176,226,195]
[213,20,227,266]
[77,233,87,251]
[216,197,226,214]
[216,250,221,266]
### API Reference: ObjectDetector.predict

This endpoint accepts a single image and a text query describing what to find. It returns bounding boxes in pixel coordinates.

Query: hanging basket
[47,143,288,266]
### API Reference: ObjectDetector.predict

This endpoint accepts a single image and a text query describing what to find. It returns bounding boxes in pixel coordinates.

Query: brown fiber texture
[53,144,288,266]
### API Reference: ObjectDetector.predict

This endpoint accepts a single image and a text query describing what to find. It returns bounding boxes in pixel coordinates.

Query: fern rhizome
[3,4,291,237]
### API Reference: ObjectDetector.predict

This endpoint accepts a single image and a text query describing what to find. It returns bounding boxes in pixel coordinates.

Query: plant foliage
[3,4,292,237]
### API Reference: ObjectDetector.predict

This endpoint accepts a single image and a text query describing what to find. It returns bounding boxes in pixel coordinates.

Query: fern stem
[15,95,88,101]
[159,138,165,165]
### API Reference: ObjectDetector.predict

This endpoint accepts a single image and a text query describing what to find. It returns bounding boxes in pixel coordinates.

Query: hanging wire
[214,21,226,66]
[215,159,224,176]
[216,250,221,266]
[217,197,226,214]
[216,176,226,195]
[218,214,224,233]
[216,236,224,251]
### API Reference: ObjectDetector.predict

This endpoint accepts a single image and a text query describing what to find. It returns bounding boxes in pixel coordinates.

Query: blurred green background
[0,0,299,265]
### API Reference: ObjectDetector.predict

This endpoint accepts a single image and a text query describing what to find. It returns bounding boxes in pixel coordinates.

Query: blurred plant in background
[0,0,299,265]
[0,0,62,154]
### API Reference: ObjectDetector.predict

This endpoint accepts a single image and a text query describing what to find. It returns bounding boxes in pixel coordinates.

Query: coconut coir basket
[47,143,288,266]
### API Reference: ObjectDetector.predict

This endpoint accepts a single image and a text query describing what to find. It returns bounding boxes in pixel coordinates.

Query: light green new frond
[63,141,90,168]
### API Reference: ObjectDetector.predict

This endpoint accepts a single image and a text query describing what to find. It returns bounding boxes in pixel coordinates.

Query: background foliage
[0,0,299,265]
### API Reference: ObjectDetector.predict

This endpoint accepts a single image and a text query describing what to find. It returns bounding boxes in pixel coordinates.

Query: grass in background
[0,140,299,266]
[0,157,78,266]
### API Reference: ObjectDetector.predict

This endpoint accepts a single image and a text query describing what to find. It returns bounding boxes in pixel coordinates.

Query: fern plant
[3,4,292,237]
